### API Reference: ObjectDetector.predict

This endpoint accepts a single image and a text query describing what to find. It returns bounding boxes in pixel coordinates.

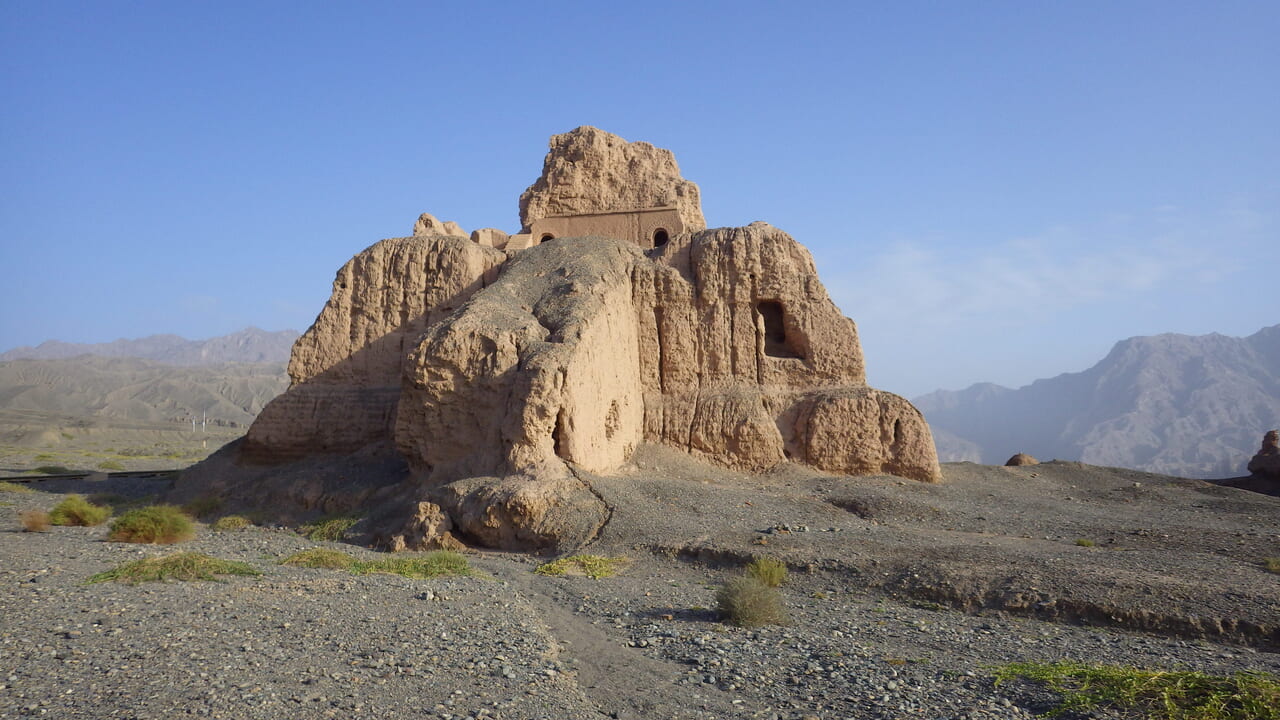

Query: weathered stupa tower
[176,127,940,551]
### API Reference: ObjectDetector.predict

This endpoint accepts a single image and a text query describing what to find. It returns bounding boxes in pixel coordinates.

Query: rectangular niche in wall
[757,299,803,359]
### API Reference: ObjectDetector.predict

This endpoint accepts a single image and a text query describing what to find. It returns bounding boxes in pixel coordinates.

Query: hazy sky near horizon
[2,1,1276,398]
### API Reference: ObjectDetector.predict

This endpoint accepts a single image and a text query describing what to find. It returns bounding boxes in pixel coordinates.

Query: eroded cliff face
[189,126,940,552]
[390,227,937,484]
[519,126,706,233]
[240,234,505,462]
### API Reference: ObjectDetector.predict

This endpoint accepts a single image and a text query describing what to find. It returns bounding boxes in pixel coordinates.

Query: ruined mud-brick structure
[176,126,940,551]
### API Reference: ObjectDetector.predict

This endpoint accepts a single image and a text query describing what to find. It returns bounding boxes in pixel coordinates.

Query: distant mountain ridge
[0,327,299,365]
[0,356,289,430]
[914,324,1280,479]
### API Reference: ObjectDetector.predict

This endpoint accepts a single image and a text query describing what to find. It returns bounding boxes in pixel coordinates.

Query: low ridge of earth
[3,451,1278,719]
[0,356,289,478]
[0,328,299,366]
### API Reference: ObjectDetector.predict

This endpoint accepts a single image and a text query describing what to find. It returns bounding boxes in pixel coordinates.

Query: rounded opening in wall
[652,229,670,248]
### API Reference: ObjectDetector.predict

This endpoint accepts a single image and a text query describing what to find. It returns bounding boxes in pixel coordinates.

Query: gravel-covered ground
[2,463,1278,720]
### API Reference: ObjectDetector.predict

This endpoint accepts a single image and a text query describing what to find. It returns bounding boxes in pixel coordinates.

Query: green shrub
[212,515,252,531]
[994,661,1280,720]
[49,495,111,526]
[1075,538,1096,547]
[745,557,788,587]
[351,551,475,579]
[108,505,195,544]
[1263,557,1280,574]
[299,514,359,542]
[34,465,71,475]
[0,481,34,493]
[534,554,630,579]
[87,552,261,584]
[716,576,787,627]
[181,496,223,519]
[97,460,125,471]
[279,548,357,569]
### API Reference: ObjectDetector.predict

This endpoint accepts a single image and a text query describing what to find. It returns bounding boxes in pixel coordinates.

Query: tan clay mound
[174,127,939,551]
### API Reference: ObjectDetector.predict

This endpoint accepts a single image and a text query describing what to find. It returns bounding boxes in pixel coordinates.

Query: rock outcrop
[1005,453,1039,466]
[179,127,940,552]
[519,126,706,233]
[413,213,468,238]
[1248,430,1280,478]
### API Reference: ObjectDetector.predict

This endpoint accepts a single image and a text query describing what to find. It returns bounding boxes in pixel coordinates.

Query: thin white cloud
[829,208,1250,330]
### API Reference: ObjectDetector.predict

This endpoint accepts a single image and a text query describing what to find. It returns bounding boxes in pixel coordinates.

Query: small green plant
[534,554,630,579]
[181,496,223,519]
[299,513,360,542]
[745,557,788,587]
[994,661,1280,720]
[97,460,125,471]
[49,495,111,526]
[108,505,195,544]
[1263,557,1280,574]
[34,465,71,475]
[0,481,34,493]
[279,548,357,569]
[87,552,261,584]
[212,515,252,531]
[351,551,476,579]
[715,576,787,628]
[1075,538,1096,547]
[35,453,55,461]
[21,509,51,532]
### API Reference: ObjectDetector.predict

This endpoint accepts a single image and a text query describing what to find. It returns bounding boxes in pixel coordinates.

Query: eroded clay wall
[528,207,684,249]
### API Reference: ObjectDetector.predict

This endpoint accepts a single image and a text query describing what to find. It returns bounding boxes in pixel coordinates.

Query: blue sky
[2,1,1276,397]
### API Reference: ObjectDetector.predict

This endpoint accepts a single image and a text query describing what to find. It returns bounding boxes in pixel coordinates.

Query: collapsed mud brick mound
[174,127,940,551]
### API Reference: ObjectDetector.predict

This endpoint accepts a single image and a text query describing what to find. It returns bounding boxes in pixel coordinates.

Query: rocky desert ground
[2,447,1277,720]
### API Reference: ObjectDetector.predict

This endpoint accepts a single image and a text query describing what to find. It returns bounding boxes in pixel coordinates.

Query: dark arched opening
[540,234,555,243]
[652,228,670,248]
[553,408,568,459]
[757,300,803,359]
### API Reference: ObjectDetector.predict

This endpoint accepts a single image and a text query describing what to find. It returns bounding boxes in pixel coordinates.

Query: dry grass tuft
[181,496,223,519]
[88,552,261,584]
[716,576,787,628]
[108,505,195,544]
[352,552,476,579]
[212,515,252,531]
[279,548,357,569]
[49,495,111,526]
[534,554,630,579]
[745,557,788,587]
[20,509,51,532]
[299,514,360,542]
[995,661,1280,720]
